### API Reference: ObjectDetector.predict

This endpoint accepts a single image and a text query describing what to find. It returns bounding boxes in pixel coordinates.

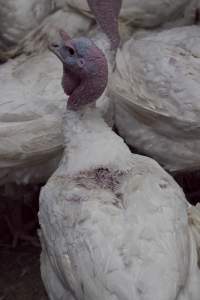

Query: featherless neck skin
[87,0,122,51]
[62,65,107,111]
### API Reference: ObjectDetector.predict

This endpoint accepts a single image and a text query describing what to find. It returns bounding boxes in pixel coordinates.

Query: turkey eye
[67,47,75,55]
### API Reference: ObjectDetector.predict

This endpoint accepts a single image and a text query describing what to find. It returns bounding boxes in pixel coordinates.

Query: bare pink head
[49,30,108,110]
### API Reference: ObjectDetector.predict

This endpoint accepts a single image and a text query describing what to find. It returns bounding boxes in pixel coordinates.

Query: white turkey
[39,31,200,300]
[0,6,91,246]
[110,25,200,202]
[0,0,54,59]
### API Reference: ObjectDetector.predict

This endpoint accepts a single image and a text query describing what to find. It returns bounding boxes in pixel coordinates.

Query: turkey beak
[49,41,64,63]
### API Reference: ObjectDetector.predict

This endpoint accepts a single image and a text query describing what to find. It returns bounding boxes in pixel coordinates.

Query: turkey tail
[188,203,200,267]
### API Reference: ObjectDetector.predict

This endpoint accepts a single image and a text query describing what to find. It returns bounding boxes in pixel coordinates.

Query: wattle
[62,69,80,96]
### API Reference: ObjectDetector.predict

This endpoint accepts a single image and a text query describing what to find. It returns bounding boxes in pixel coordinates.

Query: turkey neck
[61,104,133,176]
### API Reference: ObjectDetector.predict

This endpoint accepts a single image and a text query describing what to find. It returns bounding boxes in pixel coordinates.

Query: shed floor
[0,243,48,300]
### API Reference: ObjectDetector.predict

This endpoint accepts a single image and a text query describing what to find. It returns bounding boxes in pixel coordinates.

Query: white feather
[39,103,200,300]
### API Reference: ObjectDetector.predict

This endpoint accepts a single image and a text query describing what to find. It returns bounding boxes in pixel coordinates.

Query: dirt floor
[0,184,49,300]
[0,242,48,300]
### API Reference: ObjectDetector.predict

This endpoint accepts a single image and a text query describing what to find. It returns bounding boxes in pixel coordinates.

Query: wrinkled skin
[87,0,122,51]
[49,31,108,110]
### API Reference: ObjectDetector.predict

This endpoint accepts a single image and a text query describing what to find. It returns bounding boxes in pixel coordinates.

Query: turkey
[0,51,64,246]
[0,6,92,246]
[110,25,200,202]
[0,0,54,57]
[41,1,200,202]
[39,32,200,300]
[0,0,198,247]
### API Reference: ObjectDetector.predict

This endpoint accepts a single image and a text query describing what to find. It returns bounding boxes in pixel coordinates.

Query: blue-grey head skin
[87,0,122,51]
[49,30,108,111]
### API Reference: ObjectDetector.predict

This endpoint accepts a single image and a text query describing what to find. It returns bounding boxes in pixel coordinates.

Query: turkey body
[0,0,53,52]
[39,108,200,300]
[111,25,200,174]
